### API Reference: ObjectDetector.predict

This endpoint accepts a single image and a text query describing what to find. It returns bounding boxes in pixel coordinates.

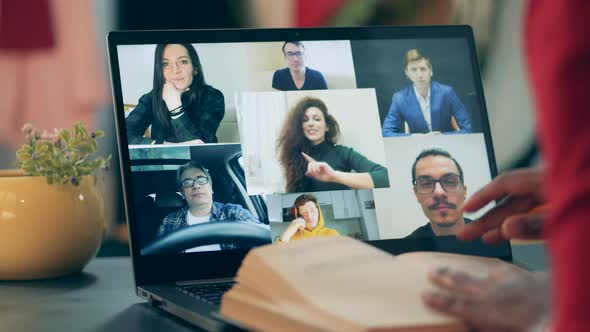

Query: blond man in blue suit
[382,49,472,137]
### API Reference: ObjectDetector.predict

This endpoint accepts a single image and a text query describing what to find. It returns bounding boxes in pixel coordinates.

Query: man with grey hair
[157,161,266,251]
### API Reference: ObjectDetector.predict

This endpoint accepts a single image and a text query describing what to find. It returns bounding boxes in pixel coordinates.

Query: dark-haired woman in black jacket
[126,43,224,144]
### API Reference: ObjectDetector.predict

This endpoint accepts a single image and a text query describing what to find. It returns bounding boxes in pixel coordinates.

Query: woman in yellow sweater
[279,193,339,242]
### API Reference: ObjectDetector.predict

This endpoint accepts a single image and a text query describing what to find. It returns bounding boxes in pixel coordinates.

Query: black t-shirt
[405,218,473,238]
[271,67,328,91]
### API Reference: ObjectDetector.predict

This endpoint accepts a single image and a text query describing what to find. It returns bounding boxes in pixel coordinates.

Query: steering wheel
[141,221,272,255]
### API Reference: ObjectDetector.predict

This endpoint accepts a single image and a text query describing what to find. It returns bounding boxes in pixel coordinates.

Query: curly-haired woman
[277,97,389,192]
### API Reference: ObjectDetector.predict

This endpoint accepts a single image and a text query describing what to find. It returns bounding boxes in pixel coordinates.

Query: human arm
[156,221,167,239]
[271,70,278,90]
[423,266,551,332]
[447,88,472,133]
[223,203,264,225]
[193,87,225,143]
[156,210,185,239]
[301,150,389,189]
[163,139,205,145]
[381,94,408,137]
[279,218,306,242]
[314,70,328,89]
[342,147,390,189]
[302,152,374,189]
[162,81,184,111]
[271,69,283,90]
[125,93,156,145]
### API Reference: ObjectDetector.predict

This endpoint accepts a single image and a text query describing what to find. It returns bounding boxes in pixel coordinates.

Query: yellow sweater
[288,208,340,241]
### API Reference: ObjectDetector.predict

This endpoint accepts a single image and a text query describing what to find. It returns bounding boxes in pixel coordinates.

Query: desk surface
[0,244,547,332]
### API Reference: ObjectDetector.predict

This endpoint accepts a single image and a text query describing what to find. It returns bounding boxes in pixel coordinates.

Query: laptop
[107,26,511,331]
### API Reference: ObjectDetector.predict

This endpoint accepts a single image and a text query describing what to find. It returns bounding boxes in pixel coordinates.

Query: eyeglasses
[180,176,209,188]
[414,174,462,194]
[285,51,304,59]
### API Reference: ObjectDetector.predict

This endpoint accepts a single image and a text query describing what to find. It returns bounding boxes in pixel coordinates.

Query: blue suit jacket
[381,81,472,137]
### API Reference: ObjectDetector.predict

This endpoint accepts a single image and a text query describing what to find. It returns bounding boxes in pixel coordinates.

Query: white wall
[374,133,493,239]
[236,91,288,193]
[117,45,155,106]
[290,40,358,89]
[237,88,388,194]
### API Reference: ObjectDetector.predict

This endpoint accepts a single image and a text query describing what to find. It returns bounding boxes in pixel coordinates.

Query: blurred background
[0,0,537,256]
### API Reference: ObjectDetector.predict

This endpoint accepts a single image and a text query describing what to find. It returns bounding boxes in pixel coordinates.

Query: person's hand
[423,266,550,332]
[162,81,184,111]
[459,168,546,244]
[280,218,306,242]
[163,139,205,145]
[302,152,338,183]
[183,139,205,145]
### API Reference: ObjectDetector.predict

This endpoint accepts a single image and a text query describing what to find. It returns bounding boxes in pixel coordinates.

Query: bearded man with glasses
[406,148,471,238]
[156,161,266,251]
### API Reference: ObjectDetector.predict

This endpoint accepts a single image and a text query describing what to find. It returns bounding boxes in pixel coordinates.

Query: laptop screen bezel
[107,26,506,285]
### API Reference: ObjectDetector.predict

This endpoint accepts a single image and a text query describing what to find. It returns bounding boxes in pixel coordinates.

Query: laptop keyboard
[178,281,235,306]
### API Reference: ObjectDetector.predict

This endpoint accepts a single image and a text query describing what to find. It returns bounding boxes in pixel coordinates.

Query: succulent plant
[16,122,111,186]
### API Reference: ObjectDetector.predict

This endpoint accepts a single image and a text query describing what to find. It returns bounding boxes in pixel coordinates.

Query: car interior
[129,144,268,248]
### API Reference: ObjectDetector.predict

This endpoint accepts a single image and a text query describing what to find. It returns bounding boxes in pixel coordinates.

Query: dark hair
[152,44,206,142]
[411,148,464,183]
[404,49,432,71]
[293,193,319,217]
[177,161,212,189]
[282,41,305,55]
[277,97,341,192]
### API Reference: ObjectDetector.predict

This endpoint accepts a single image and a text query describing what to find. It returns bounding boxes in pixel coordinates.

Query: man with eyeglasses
[406,148,471,238]
[271,41,328,91]
[156,161,265,251]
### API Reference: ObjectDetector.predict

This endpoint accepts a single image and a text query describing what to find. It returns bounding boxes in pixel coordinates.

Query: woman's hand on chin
[162,81,183,110]
[302,152,338,183]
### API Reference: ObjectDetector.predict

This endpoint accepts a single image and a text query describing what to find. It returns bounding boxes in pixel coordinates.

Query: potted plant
[0,123,111,280]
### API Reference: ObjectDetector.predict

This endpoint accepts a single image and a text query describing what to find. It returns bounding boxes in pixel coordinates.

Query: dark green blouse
[303,140,390,192]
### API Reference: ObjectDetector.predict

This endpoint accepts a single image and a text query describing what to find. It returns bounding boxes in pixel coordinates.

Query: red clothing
[525,1,590,331]
[295,0,344,27]
[0,0,108,147]
[0,0,55,50]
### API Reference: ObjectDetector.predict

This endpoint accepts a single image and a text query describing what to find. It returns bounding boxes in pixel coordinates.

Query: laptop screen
[108,27,510,282]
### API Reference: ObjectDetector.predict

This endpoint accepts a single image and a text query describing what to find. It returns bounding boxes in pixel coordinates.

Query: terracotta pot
[0,170,105,280]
